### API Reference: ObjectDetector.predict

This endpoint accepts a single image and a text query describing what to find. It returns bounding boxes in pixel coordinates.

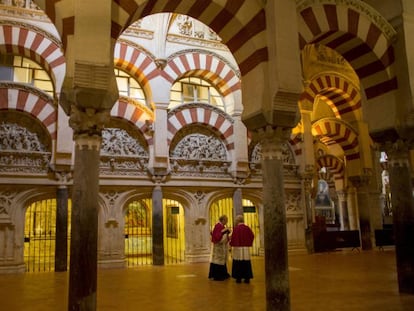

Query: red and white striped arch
[301,74,362,121]
[36,0,267,76]
[316,154,344,180]
[114,41,157,90]
[0,22,65,93]
[114,41,241,104]
[312,117,359,160]
[0,85,57,139]
[161,52,241,96]
[297,0,397,100]
[110,97,154,146]
[167,105,234,150]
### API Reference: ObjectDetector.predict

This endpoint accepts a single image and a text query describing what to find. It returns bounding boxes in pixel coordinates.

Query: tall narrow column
[259,126,291,311]
[386,140,414,294]
[301,165,314,253]
[68,134,101,310]
[233,188,243,219]
[55,185,68,272]
[152,185,164,265]
[349,175,373,250]
[299,105,316,253]
[346,186,359,230]
[337,190,349,230]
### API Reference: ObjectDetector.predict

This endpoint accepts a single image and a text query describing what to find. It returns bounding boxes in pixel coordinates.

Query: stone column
[152,185,164,265]
[337,190,349,230]
[65,101,111,311]
[259,126,291,311]
[68,134,101,310]
[349,174,373,250]
[233,188,243,220]
[386,140,414,294]
[346,186,359,230]
[301,165,314,253]
[55,185,69,272]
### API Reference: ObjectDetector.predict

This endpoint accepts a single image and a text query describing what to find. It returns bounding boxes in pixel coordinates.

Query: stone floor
[1,247,414,311]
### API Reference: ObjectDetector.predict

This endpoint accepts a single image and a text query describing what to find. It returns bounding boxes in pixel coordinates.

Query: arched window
[0,55,53,96]
[170,77,225,111]
[114,68,146,104]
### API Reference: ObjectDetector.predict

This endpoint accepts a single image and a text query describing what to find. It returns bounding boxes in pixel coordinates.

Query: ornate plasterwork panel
[100,128,149,176]
[0,122,50,174]
[285,190,302,212]
[170,133,226,160]
[170,133,230,177]
[0,1,50,22]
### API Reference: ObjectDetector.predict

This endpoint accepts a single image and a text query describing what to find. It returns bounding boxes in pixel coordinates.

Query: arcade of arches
[0,1,414,310]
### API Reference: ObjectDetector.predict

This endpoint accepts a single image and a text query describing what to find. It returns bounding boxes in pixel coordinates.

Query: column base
[98,259,126,269]
[185,251,210,263]
[0,263,26,274]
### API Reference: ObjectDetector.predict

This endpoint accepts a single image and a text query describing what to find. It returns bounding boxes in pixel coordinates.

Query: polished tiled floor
[1,248,414,311]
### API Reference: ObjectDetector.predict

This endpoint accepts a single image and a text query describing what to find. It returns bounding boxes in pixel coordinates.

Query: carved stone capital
[349,168,372,189]
[383,139,411,168]
[49,165,73,184]
[300,164,315,181]
[253,126,292,160]
[336,190,347,201]
[69,105,110,138]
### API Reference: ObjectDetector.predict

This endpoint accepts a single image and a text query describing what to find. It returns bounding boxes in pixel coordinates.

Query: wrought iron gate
[124,198,153,267]
[209,197,234,231]
[163,198,185,264]
[24,199,71,272]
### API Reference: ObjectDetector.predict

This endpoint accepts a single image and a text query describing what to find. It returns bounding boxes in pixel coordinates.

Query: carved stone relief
[100,128,149,176]
[0,123,50,173]
[170,133,230,177]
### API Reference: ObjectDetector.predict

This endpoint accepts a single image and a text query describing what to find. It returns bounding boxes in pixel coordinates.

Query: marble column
[337,190,349,230]
[260,126,291,311]
[233,188,243,220]
[386,140,414,294]
[349,174,373,250]
[68,134,101,310]
[55,185,68,272]
[346,186,359,230]
[152,185,164,265]
[301,165,314,253]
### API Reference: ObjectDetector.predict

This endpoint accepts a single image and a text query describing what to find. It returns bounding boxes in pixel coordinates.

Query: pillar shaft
[233,188,243,219]
[260,127,291,311]
[68,135,101,311]
[152,185,164,265]
[349,175,373,250]
[387,142,414,294]
[337,191,349,230]
[301,166,314,254]
[356,187,372,250]
[55,186,68,272]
